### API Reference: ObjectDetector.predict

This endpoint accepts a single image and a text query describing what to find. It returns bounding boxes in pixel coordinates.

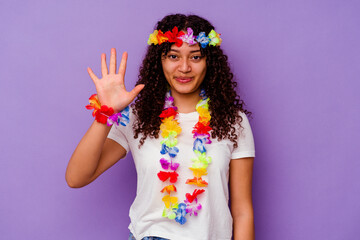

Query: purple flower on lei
[106,106,130,126]
[107,112,122,126]
[160,158,180,171]
[185,198,202,216]
[193,133,212,144]
[164,92,175,109]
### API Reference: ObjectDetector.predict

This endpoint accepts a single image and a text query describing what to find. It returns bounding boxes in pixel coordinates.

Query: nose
[178,58,191,73]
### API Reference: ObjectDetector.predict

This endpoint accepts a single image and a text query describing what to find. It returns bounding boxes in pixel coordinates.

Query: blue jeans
[128,232,169,240]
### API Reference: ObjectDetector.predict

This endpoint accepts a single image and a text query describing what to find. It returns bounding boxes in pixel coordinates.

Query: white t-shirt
[108,109,255,240]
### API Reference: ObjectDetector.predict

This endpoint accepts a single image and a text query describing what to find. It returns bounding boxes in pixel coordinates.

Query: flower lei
[158,89,212,225]
[85,94,130,126]
[148,27,222,48]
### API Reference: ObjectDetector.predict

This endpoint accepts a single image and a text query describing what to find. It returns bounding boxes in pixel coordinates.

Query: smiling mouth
[175,77,193,83]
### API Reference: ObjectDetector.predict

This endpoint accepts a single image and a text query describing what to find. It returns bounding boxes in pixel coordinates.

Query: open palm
[87,48,144,113]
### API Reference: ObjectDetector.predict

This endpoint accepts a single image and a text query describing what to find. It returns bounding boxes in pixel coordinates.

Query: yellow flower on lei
[161,131,178,147]
[196,98,209,110]
[162,195,178,208]
[160,117,181,138]
[162,204,178,219]
[189,167,208,178]
[197,107,211,124]
[191,150,212,168]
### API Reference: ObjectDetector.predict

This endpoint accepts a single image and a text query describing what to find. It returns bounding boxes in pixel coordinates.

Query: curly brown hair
[132,14,251,148]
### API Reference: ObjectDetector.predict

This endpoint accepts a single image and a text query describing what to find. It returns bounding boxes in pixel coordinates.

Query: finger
[118,52,128,82]
[101,53,108,77]
[87,67,99,84]
[130,84,145,99]
[109,48,116,74]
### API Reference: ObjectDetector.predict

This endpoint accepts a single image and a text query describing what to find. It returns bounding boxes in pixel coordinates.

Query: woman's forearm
[233,214,255,240]
[65,120,112,188]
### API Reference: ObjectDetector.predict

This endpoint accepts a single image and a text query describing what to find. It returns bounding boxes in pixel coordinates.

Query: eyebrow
[169,49,201,53]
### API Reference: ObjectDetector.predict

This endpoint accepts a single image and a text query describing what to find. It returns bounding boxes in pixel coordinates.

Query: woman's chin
[170,85,200,95]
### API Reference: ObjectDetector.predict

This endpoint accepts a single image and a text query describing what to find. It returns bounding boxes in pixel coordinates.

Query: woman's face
[161,43,207,97]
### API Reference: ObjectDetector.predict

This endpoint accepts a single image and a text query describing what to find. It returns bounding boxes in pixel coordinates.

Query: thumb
[130,84,145,99]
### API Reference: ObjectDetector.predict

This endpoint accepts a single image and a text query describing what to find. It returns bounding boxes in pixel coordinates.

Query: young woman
[66,14,255,240]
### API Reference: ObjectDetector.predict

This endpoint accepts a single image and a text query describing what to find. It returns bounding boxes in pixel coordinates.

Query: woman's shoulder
[235,110,251,127]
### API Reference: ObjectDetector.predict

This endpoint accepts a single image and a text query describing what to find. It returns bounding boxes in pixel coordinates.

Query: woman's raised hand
[87,48,145,113]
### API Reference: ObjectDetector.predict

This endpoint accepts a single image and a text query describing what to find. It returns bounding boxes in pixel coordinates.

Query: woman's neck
[172,89,202,113]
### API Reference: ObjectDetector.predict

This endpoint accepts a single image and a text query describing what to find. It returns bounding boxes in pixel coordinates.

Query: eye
[191,55,202,61]
[168,54,178,60]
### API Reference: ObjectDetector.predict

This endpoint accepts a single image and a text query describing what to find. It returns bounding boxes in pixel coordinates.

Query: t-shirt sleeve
[231,112,255,159]
[107,124,130,153]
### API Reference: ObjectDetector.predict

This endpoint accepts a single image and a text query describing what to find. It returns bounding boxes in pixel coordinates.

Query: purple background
[1,0,359,239]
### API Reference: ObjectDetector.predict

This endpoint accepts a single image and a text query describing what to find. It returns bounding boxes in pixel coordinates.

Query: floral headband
[147,27,222,48]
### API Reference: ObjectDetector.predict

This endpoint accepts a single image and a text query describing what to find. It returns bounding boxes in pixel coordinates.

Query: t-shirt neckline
[177,111,198,120]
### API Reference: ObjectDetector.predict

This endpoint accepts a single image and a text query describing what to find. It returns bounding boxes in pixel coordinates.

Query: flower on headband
[157,30,168,45]
[164,26,185,47]
[148,30,169,45]
[179,27,196,45]
[147,30,159,45]
[208,29,222,46]
[196,32,210,48]
[148,28,222,49]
